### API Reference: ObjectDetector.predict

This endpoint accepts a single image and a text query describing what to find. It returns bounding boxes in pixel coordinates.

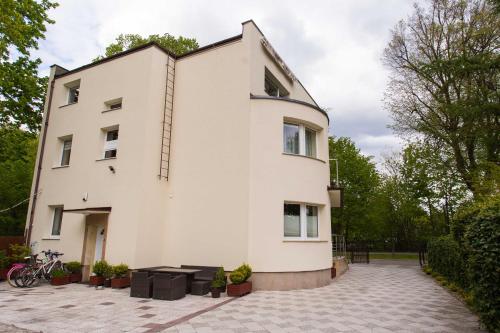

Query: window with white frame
[103,128,118,158]
[265,68,289,98]
[60,138,72,166]
[284,203,319,239]
[65,80,80,104]
[283,123,317,158]
[51,206,63,236]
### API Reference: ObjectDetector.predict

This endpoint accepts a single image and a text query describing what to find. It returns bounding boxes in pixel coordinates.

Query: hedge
[464,197,500,332]
[428,195,500,332]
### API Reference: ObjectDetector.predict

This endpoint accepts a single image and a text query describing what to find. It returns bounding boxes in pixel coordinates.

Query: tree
[0,0,58,133]
[383,0,500,197]
[93,33,199,61]
[329,137,380,242]
[0,127,38,236]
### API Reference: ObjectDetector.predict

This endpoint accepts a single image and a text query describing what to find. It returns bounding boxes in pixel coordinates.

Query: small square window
[51,206,63,236]
[265,68,289,98]
[64,80,80,105]
[104,98,123,111]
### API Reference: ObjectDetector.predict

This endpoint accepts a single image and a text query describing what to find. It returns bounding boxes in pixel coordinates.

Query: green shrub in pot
[112,264,129,278]
[92,260,110,277]
[65,261,82,274]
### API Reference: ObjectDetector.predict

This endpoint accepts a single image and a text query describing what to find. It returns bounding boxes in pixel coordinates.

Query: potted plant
[103,264,114,287]
[227,263,252,297]
[111,264,130,288]
[210,267,226,298]
[51,268,70,286]
[89,260,110,286]
[65,261,82,283]
[0,250,10,280]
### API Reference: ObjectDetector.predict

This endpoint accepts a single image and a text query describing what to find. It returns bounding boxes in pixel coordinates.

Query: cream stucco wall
[26,21,332,286]
[27,47,170,269]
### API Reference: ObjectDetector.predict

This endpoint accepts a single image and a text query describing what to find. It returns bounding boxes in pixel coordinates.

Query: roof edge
[250,94,329,123]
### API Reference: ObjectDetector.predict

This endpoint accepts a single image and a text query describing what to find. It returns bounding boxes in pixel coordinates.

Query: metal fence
[332,234,346,258]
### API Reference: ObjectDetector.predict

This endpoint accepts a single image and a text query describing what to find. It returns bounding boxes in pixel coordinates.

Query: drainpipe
[25,67,58,246]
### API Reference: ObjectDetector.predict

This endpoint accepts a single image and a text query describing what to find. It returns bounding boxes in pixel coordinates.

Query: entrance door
[94,226,105,262]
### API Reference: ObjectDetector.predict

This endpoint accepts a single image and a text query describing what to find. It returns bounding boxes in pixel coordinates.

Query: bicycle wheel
[21,268,40,288]
[7,266,23,287]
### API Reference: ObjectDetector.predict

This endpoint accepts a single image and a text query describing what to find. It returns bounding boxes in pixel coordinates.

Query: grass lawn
[370,252,419,260]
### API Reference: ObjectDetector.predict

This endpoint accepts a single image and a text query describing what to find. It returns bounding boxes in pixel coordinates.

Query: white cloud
[34,0,417,164]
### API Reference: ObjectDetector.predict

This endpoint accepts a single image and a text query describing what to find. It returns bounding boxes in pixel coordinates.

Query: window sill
[59,102,78,108]
[102,107,122,113]
[283,239,328,243]
[96,157,117,162]
[42,236,60,240]
[282,153,325,163]
[52,165,69,169]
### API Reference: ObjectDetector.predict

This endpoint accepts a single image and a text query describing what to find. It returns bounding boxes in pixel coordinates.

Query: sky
[34,0,417,164]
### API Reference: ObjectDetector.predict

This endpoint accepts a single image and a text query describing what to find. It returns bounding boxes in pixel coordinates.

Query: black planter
[211,287,221,298]
[104,278,112,288]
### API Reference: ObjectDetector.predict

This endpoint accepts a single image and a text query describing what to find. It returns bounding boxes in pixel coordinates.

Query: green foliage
[464,196,500,332]
[383,0,500,197]
[65,261,81,274]
[229,263,252,285]
[0,0,58,132]
[427,235,467,289]
[112,264,129,278]
[8,244,30,263]
[0,250,9,269]
[93,33,199,61]
[51,268,67,278]
[0,127,38,236]
[229,271,246,285]
[211,267,226,288]
[329,137,380,241]
[92,260,111,277]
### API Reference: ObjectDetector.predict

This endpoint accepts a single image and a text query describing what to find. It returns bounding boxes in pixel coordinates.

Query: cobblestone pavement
[0,282,229,333]
[166,263,484,333]
[0,263,485,332]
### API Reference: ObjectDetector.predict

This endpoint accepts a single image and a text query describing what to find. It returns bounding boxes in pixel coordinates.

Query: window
[51,207,63,236]
[284,203,319,239]
[63,80,80,105]
[305,128,316,157]
[306,205,318,238]
[104,98,122,112]
[104,129,118,158]
[265,68,289,97]
[283,123,317,158]
[60,139,72,166]
[283,124,299,154]
[284,204,301,237]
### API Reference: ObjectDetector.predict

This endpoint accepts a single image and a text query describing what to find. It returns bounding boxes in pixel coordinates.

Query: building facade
[25,20,333,290]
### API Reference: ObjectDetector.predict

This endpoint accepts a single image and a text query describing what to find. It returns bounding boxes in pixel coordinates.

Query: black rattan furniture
[130,272,153,298]
[190,280,211,295]
[180,265,220,281]
[152,274,186,300]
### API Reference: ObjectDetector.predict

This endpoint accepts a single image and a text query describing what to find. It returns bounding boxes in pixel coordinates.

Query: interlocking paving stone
[0,263,487,332]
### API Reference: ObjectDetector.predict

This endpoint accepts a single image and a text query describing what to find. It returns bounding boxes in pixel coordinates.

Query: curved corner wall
[248,97,332,290]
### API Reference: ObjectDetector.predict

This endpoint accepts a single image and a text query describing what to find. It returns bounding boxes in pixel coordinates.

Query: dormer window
[265,68,289,98]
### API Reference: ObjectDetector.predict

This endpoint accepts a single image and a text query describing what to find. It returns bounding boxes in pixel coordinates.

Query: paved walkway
[0,263,484,332]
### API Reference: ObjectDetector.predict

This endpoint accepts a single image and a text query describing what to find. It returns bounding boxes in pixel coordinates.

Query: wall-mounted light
[108,166,115,173]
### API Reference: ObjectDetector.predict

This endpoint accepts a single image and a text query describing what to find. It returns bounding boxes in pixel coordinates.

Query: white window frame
[50,206,64,238]
[64,79,81,105]
[101,127,119,159]
[60,138,72,166]
[283,123,317,158]
[284,202,319,240]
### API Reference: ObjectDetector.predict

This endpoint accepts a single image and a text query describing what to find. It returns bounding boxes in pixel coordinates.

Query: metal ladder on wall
[159,55,175,180]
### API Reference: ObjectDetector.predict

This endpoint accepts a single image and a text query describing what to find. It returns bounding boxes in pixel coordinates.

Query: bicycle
[6,254,40,288]
[19,250,65,287]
